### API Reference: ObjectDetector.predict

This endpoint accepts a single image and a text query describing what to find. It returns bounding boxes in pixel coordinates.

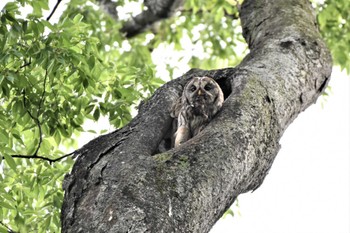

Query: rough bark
[96,0,184,38]
[61,0,332,232]
[120,0,184,37]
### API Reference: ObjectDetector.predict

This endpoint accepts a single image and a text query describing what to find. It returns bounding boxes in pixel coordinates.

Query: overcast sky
[211,68,350,233]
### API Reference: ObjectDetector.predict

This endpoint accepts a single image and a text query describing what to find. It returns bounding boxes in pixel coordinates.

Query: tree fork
[61,0,332,232]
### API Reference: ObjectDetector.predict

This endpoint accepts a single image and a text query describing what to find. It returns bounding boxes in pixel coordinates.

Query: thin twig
[0,220,17,233]
[34,67,48,151]
[16,57,32,73]
[19,61,31,69]
[22,90,42,156]
[46,0,63,21]
[22,67,48,156]
[38,68,48,115]
[9,150,78,163]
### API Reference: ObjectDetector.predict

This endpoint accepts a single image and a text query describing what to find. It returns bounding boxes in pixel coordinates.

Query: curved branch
[23,90,42,156]
[61,0,332,232]
[22,67,48,156]
[120,0,184,38]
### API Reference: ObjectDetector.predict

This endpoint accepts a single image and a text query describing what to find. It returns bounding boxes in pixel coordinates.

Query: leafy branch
[0,220,17,233]
[15,0,63,72]
[22,67,48,156]
[3,67,79,164]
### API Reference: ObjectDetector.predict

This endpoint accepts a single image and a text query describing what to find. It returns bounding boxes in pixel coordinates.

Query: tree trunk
[61,0,332,232]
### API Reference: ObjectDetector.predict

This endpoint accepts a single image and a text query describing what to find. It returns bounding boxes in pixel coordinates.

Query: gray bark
[96,0,184,38]
[120,0,183,37]
[61,0,332,232]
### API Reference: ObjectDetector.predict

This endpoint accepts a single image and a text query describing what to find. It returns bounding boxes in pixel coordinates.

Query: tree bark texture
[61,0,332,232]
[96,0,183,38]
[119,0,184,38]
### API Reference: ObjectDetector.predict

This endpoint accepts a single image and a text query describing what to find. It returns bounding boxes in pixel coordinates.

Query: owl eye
[204,84,212,91]
[190,85,197,92]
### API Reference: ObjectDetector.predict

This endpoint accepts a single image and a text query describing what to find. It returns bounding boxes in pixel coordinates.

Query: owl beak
[198,89,202,95]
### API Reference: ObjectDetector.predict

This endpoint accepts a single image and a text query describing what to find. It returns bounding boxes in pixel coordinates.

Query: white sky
[211,68,350,233]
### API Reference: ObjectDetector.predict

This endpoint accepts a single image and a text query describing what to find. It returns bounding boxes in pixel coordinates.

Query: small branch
[38,68,48,117]
[9,150,78,163]
[16,64,72,164]
[19,61,31,69]
[22,91,42,156]
[21,68,48,156]
[16,57,32,73]
[0,221,17,233]
[46,0,63,21]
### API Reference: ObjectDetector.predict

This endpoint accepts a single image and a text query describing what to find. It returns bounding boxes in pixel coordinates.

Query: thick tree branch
[119,0,184,37]
[61,0,332,232]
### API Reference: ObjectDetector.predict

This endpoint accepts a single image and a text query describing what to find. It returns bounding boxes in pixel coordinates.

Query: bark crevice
[61,0,332,232]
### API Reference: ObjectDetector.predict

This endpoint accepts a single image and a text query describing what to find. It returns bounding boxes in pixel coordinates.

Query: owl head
[182,76,224,117]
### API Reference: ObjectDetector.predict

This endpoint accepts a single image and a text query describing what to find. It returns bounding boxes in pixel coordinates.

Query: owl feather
[171,76,224,147]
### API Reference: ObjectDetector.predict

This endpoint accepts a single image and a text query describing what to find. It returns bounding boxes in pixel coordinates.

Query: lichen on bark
[61,0,332,232]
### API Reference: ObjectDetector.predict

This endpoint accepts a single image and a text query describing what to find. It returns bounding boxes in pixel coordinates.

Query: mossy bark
[61,0,332,232]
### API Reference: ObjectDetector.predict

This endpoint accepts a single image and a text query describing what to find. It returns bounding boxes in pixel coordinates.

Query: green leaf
[0,201,15,210]
[12,132,24,145]
[42,215,51,231]
[5,2,19,12]
[0,131,8,142]
[93,108,100,121]
[84,104,94,114]
[72,14,84,24]
[223,208,234,218]
[88,56,95,70]
[3,153,17,172]
[53,131,61,145]
[0,226,9,233]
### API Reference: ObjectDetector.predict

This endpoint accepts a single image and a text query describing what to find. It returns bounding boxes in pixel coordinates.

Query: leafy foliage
[0,0,343,232]
[0,0,164,231]
[316,0,350,73]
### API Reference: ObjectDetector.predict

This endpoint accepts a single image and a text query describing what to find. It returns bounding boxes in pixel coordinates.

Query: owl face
[182,77,224,119]
[184,76,221,106]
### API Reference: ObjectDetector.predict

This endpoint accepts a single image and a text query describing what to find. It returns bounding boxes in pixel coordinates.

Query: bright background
[211,68,350,233]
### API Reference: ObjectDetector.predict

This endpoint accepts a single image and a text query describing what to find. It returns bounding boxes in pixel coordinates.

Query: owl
[171,76,224,147]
